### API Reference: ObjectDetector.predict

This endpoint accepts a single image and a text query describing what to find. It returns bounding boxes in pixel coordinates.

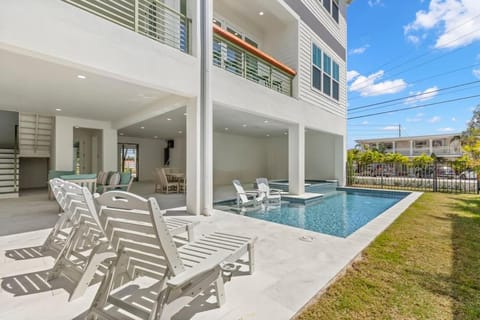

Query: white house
[0,0,348,213]
[356,133,463,160]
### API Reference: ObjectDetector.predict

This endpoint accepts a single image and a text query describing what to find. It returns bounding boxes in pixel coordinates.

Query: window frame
[311,42,341,102]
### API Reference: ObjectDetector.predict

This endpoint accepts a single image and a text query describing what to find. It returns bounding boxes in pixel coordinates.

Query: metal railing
[63,0,191,53]
[347,161,478,194]
[213,33,294,96]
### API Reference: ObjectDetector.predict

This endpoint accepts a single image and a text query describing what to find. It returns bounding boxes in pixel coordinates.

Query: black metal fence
[346,161,479,194]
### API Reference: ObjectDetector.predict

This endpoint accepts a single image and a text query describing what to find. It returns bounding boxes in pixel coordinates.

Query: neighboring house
[356,133,463,160]
[0,0,348,212]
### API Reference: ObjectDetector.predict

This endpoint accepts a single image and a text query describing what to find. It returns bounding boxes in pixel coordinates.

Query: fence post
[433,161,438,192]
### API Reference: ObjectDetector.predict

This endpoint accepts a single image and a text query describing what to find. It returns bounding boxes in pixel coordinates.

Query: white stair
[0,149,19,198]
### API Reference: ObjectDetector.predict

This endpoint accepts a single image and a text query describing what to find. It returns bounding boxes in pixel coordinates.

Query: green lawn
[296,193,480,320]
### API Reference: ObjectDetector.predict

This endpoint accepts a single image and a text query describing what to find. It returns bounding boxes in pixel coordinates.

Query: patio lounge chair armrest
[270,188,283,193]
[166,252,227,288]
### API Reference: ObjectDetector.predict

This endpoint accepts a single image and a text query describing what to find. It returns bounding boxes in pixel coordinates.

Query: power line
[348,94,480,120]
[348,62,480,104]
[348,14,480,92]
[348,80,480,113]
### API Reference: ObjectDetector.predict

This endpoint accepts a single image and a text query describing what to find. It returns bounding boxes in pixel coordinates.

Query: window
[311,43,340,101]
[332,0,339,23]
[321,0,340,23]
[312,44,322,91]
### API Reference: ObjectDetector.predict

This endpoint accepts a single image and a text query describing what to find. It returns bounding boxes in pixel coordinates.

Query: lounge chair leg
[187,225,195,242]
[248,242,255,275]
[214,276,226,307]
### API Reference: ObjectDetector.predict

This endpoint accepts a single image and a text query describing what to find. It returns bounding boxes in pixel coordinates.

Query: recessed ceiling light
[284,132,288,135]
[167,118,172,121]
[242,124,247,127]
[77,74,86,79]
[183,113,187,116]
[264,120,269,123]
[154,135,158,139]
[74,126,80,129]
[140,126,145,129]
[259,11,264,16]
[266,134,270,137]
[55,108,62,111]
[178,130,183,134]
[119,132,124,136]
[225,127,229,131]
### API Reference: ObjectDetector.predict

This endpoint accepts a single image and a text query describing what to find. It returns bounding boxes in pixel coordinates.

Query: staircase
[0,149,19,198]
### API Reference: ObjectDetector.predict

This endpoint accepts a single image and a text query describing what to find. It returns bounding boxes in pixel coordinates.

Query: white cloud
[368,0,383,7]
[362,120,369,125]
[383,126,399,130]
[349,45,370,55]
[404,0,480,49]
[347,70,360,82]
[405,86,439,104]
[437,127,455,132]
[349,70,407,97]
[428,116,441,123]
[473,68,480,79]
[452,117,457,121]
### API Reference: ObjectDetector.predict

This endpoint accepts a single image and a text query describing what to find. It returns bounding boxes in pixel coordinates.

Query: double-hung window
[311,43,340,101]
[312,45,322,91]
[321,0,340,23]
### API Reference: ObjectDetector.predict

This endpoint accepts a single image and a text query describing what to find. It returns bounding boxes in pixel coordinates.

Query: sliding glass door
[118,143,139,181]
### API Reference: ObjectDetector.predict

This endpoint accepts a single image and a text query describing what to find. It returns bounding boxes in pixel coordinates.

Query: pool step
[282,193,324,204]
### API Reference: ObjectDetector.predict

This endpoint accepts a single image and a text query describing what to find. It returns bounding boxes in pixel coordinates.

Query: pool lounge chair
[232,179,261,208]
[256,177,282,205]
[88,191,256,320]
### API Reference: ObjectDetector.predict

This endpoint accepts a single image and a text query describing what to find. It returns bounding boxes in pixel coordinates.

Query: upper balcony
[63,0,191,54]
[213,0,298,97]
[212,25,296,97]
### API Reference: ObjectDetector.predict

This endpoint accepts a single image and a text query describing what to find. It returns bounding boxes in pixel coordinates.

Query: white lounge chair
[88,191,256,320]
[154,168,179,194]
[256,177,282,204]
[47,186,116,301]
[232,179,261,208]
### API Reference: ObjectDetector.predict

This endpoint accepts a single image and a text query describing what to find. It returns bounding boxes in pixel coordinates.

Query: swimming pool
[217,189,408,238]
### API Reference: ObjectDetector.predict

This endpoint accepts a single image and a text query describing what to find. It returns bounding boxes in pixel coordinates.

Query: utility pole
[398,124,401,137]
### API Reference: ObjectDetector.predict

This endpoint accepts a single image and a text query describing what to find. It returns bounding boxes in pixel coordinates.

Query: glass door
[118,143,139,181]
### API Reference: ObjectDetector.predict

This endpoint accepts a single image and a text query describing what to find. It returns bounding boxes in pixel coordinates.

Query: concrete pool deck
[0,188,422,319]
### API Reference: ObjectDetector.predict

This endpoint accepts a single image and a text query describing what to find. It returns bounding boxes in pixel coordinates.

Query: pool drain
[299,235,315,242]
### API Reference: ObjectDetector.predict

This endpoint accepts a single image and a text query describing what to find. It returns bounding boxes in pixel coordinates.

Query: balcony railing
[63,0,191,53]
[432,146,462,155]
[212,25,296,97]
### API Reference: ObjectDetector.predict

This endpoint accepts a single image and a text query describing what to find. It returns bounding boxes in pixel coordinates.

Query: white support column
[392,141,396,153]
[288,124,305,195]
[186,99,201,215]
[409,140,413,156]
[429,139,433,155]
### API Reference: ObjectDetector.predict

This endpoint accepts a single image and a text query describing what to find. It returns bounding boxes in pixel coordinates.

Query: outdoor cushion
[96,171,106,184]
[60,174,97,180]
[119,172,132,185]
[108,172,120,186]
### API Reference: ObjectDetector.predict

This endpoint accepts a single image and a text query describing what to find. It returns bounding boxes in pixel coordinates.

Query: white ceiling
[119,105,291,140]
[0,49,168,121]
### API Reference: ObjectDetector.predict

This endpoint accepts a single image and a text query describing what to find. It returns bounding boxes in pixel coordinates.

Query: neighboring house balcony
[212,25,296,97]
[432,146,462,157]
[63,0,191,54]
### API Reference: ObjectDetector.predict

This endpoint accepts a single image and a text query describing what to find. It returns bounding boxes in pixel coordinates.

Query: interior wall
[0,110,18,148]
[266,136,288,179]
[305,131,338,180]
[118,136,165,182]
[19,157,48,189]
[169,137,186,172]
[213,132,269,186]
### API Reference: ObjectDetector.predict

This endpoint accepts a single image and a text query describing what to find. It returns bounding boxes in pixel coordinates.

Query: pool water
[239,190,407,237]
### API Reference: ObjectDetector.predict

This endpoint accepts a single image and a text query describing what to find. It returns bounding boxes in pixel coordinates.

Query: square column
[288,124,305,195]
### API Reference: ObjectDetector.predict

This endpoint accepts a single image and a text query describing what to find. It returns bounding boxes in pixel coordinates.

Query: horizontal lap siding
[299,21,347,118]
[302,0,347,46]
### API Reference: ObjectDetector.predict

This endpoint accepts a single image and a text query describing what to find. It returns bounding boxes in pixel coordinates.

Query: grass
[296,192,480,320]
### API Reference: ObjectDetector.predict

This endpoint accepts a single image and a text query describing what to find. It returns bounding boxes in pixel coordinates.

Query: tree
[412,153,434,167]
[451,104,480,169]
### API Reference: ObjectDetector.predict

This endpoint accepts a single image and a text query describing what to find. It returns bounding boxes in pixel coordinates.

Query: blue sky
[346,0,480,148]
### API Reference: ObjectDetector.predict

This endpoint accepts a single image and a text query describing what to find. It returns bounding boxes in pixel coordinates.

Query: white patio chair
[154,168,179,193]
[88,191,256,320]
[256,177,282,205]
[232,179,261,208]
